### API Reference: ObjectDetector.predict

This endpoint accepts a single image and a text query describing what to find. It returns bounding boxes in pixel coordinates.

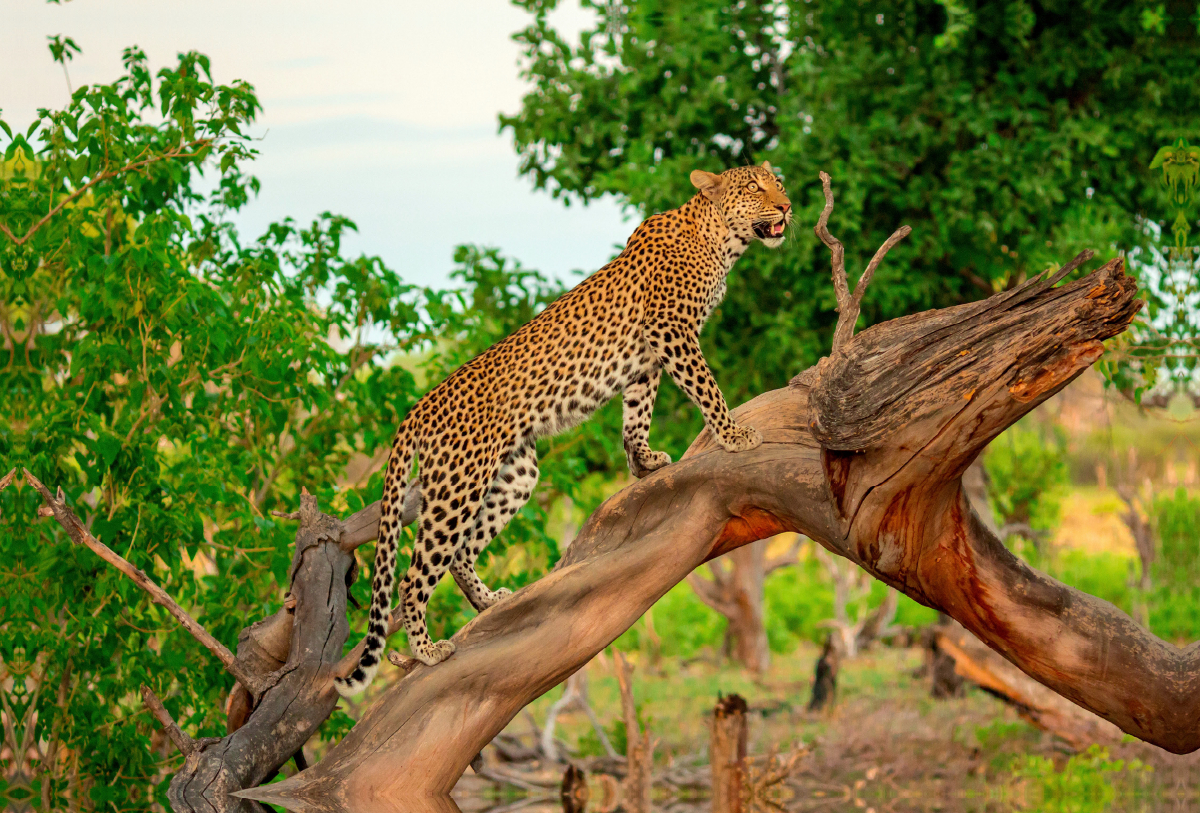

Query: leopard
[335,161,793,696]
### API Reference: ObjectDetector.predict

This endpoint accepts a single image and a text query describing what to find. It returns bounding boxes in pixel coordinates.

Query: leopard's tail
[334,420,417,697]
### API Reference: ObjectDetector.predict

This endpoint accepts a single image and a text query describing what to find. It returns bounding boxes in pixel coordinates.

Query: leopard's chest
[702,277,727,323]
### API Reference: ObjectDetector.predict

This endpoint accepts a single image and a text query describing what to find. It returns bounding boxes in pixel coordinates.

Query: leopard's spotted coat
[335,162,792,696]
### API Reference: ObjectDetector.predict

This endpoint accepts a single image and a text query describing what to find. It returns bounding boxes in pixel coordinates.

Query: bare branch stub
[0,467,15,491]
[140,685,195,757]
[813,171,910,354]
[386,650,419,673]
[337,478,421,552]
[22,469,266,695]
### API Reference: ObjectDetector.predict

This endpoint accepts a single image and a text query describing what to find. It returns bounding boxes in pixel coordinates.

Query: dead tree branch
[236,250,1189,811]
[540,665,617,762]
[614,651,653,813]
[24,470,267,697]
[814,171,911,353]
[140,686,198,758]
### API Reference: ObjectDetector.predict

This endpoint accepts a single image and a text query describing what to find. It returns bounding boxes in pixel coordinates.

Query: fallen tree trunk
[233,180,1200,812]
[932,619,1124,750]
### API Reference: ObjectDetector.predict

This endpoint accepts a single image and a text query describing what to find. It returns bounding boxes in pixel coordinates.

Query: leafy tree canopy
[501,0,1199,415]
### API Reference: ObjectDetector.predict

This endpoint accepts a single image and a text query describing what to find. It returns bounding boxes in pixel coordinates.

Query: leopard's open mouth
[753,221,786,240]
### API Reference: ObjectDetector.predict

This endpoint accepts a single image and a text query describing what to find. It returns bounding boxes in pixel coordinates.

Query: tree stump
[807,635,841,711]
[710,694,749,813]
[560,765,588,813]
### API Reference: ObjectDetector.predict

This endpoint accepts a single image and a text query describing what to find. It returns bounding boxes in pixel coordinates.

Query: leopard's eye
[776,180,783,191]
[747,182,760,193]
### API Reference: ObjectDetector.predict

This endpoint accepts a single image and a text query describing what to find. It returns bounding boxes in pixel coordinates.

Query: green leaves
[0,47,426,810]
[502,0,1194,425]
[46,35,81,66]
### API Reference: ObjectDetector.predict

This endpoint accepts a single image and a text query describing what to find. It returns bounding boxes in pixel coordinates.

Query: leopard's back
[418,247,654,444]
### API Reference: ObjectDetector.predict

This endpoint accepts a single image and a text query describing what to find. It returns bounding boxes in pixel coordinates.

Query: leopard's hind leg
[451,439,538,612]
[399,444,499,666]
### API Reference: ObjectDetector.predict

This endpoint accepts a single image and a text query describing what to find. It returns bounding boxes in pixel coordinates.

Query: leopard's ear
[760,160,773,172]
[690,169,728,202]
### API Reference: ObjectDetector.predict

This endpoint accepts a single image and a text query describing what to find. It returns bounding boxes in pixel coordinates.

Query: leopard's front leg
[643,318,762,452]
[622,367,672,478]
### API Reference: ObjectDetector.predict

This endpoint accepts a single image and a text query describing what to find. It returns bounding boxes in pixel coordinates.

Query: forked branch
[814,171,912,353]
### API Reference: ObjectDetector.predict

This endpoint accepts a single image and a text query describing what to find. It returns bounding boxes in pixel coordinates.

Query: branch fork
[814,171,911,354]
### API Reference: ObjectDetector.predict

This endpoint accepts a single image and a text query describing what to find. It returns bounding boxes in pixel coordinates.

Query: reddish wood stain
[705,508,798,563]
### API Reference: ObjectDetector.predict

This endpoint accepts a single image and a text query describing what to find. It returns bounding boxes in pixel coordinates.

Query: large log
[231,253,1199,813]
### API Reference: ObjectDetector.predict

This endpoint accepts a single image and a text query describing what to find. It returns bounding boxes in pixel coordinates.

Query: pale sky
[3,1,633,288]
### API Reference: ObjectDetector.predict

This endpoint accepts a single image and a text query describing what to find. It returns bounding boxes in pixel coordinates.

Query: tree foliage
[0,36,638,807]
[502,0,1199,426]
[0,47,436,807]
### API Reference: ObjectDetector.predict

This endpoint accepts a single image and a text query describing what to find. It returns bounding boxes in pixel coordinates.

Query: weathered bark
[232,251,1200,811]
[164,493,362,813]
[710,695,748,813]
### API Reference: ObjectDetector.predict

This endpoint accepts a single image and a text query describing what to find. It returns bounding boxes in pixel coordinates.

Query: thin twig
[814,171,848,314]
[24,469,263,694]
[814,171,911,354]
[2,139,211,247]
[140,685,195,757]
[0,468,15,490]
[613,650,639,741]
[1046,249,1095,287]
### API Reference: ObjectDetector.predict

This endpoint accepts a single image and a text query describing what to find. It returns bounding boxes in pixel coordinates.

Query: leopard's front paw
[628,449,672,478]
[719,423,763,453]
[413,639,456,666]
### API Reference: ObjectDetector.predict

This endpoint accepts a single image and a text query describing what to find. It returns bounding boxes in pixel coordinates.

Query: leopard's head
[690,162,792,248]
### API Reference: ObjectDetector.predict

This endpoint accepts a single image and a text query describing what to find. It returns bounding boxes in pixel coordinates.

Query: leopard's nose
[779,203,791,216]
